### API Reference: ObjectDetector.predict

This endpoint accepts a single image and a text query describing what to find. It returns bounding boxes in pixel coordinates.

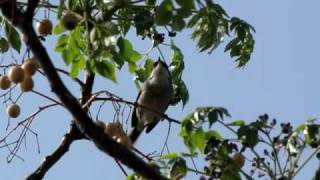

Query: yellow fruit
[233,153,245,168]
[19,76,34,92]
[37,19,53,36]
[0,75,11,90]
[61,12,79,30]
[7,104,20,118]
[22,59,38,76]
[8,65,24,83]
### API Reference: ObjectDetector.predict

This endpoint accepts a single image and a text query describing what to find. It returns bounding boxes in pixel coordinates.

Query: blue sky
[1,0,320,179]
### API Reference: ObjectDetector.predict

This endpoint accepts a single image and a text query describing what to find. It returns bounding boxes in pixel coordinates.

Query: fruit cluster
[97,121,132,148]
[36,12,79,37]
[1,57,39,118]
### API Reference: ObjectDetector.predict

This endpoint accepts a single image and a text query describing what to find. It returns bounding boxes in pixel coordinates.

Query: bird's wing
[145,120,159,133]
[131,91,141,127]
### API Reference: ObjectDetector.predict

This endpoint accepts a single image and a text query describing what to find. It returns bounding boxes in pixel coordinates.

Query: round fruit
[104,122,122,136]
[0,75,11,90]
[233,153,245,168]
[7,104,20,118]
[19,76,34,92]
[8,65,24,83]
[61,12,79,30]
[22,58,38,76]
[116,135,132,148]
[37,19,53,36]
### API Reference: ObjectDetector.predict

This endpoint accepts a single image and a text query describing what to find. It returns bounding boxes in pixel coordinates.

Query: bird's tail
[129,127,142,143]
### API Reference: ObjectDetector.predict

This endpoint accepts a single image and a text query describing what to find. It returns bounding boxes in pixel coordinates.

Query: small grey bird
[129,59,173,143]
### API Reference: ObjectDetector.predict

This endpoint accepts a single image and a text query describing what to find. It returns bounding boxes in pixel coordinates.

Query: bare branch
[93,93,181,125]
[25,123,84,180]
[27,59,96,179]
[31,90,62,105]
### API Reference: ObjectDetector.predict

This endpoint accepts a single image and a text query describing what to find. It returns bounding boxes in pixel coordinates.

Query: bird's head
[151,58,171,79]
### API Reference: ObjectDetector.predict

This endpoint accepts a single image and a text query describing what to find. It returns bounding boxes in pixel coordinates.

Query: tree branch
[0,1,168,180]
[94,96,181,124]
[26,71,94,179]
[25,0,38,21]
[25,123,83,180]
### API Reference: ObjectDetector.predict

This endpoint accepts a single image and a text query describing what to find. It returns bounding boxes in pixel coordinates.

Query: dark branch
[25,123,83,180]
[0,1,168,180]
[25,0,39,21]
[26,71,94,179]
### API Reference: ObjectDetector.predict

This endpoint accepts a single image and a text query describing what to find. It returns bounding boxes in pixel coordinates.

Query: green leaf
[169,157,187,180]
[134,59,154,82]
[175,0,194,9]
[205,130,222,140]
[171,80,189,107]
[161,153,179,159]
[67,0,80,11]
[57,0,64,18]
[55,34,69,52]
[94,60,117,82]
[213,4,229,17]
[155,0,173,25]
[70,56,85,78]
[187,13,201,28]
[134,9,154,36]
[170,42,184,81]
[117,37,142,64]
[99,22,119,36]
[225,38,240,52]
[227,120,245,127]
[176,8,192,18]
[110,49,125,69]
[61,49,75,65]
[118,9,132,36]
[208,110,218,127]
[128,62,138,73]
[0,37,9,53]
[191,128,206,153]
[146,0,156,6]
[207,107,230,127]
[296,124,307,134]
[221,166,241,180]
[5,22,21,53]
[237,125,258,147]
[53,22,66,35]
[126,175,136,180]
[171,16,185,31]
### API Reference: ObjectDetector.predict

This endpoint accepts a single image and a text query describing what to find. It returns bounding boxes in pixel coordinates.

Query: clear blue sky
[1,0,320,179]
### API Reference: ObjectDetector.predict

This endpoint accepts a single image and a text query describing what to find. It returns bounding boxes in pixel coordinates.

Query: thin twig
[161,122,171,155]
[115,159,128,176]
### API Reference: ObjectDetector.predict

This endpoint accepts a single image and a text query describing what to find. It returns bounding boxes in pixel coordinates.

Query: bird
[129,59,173,143]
